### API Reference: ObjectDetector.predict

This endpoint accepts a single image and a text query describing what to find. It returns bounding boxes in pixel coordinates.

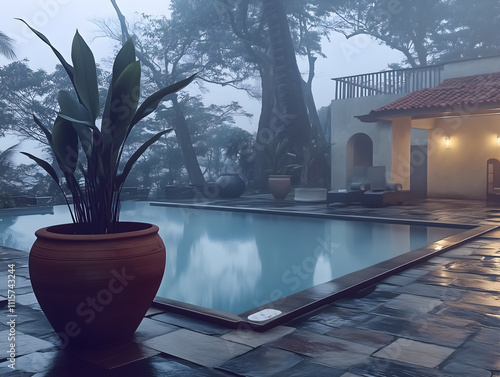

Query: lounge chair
[327,182,370,205]
[361,166,410,207]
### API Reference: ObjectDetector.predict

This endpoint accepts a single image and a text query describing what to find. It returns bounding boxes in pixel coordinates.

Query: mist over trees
[0,0,498,201]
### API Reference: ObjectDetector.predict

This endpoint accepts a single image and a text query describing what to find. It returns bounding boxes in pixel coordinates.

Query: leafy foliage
[19,21,195,234]
[264,138,300,176]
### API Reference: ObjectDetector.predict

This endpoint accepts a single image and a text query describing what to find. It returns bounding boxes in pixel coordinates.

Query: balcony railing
[332,65,444,100]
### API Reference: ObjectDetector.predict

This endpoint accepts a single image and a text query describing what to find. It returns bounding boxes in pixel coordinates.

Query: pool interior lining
[151,202,497,331]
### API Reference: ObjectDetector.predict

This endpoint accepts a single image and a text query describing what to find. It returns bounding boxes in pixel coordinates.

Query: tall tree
[262,0,311,148]
[110,0,205,185]
[331,0,500,67]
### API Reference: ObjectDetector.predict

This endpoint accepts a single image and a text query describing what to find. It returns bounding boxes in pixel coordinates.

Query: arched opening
[346,133,373,184]
[487,158,500,203]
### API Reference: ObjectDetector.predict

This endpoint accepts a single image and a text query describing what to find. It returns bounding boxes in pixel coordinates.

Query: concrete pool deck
[1,197,499,376]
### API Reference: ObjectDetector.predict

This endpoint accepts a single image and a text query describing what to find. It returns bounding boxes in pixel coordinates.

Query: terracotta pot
[29,222,165,348]
[268,175,291,200]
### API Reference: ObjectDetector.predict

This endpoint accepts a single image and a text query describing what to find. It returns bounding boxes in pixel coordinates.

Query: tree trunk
[171,96,205,185]
[262,0,311,151]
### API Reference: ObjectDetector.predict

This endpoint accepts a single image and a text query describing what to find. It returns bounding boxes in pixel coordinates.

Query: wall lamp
[444,136,451,148]
[496,134,500,145]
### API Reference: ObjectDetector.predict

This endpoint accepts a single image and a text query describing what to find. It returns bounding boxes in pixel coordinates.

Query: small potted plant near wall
[264,138,300,200]
[294,130,331,203]
[18,20,195,348]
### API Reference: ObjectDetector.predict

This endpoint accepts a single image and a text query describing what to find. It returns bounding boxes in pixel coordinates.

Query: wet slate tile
[373,338,454,368]
[270,330,376,369]
[145,306,166,317]
[349,359,452,377]
[220,326,295,348]
[446,340,500,370]
[10,305,48,325]
[460,288,500,307]
[471,326,500,345]
[471,248,500,257]
[431,314,477,329]
[418,274,455,287]
[396,283,464,302]
[325,328,394,349]
[69,341,160,370]
[292,320,334,334]
[437,304,500,328]
[216,347,303,376]
[375,294,443,316]
[15,293,38,307]
[399,268,430,279]
[132,318,177,344]
[440,361,491,377]
[150,312,231,336]
[335,290,399,312]
[442,246,476,257]
[15,317,54,339]
[309,306,373,328]
[0,330,55,357]
[274,360,345,377]
[381,274,418,286]
[359,315,472,347]
[449,277,500,293]
[0,351,61,375]
[143,329,251,368]
[445,259,500,276]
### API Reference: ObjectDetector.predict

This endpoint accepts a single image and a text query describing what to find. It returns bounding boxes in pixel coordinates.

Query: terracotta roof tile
[370,72,500,115]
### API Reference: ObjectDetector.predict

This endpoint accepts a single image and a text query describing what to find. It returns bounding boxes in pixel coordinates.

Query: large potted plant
[264,138,300,199]
[18,20,195,348]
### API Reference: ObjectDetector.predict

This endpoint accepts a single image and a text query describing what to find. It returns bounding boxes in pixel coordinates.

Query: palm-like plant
[18,20,195,234]
[0,31,16,59]
[264,138,300,176]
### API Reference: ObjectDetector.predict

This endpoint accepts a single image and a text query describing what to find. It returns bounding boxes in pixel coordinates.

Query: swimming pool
[0,201,493,329]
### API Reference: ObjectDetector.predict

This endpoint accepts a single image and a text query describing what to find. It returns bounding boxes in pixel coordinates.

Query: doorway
[346,133,373,184]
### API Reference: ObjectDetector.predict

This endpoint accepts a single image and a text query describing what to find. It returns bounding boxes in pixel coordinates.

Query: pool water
[0,201,462,315]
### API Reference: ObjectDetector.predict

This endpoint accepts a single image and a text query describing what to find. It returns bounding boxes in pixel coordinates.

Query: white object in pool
[247,309,282,322]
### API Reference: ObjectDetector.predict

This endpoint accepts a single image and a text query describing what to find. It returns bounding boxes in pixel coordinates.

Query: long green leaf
[32,115,53,145]
[58,91,94,158]
[71,31,99,122]
[52,116,79,174]
[16,19,74,85]
[130,73,197,127]
[102,39,136,142]
[116,129,173,186]
[108,61,141,150]
[21,152,60,184]
[58,90,91,123]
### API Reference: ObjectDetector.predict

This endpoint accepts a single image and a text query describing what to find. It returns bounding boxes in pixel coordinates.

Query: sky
[0,0,405,139]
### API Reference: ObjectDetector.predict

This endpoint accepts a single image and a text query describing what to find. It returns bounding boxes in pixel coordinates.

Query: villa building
[329,55,500,202]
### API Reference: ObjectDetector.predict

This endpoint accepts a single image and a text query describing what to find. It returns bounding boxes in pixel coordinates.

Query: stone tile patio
[1,198,500,376]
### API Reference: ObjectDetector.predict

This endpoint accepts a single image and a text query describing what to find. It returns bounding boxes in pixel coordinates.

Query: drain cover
[247,309,282,322]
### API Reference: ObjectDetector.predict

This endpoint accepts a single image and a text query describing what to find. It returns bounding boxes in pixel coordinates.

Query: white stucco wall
[427,114,500,200]
[330,95,402,189]
[443,55,500,80]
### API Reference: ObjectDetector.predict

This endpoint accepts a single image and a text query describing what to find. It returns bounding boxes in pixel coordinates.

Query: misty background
[0,0,498,202]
